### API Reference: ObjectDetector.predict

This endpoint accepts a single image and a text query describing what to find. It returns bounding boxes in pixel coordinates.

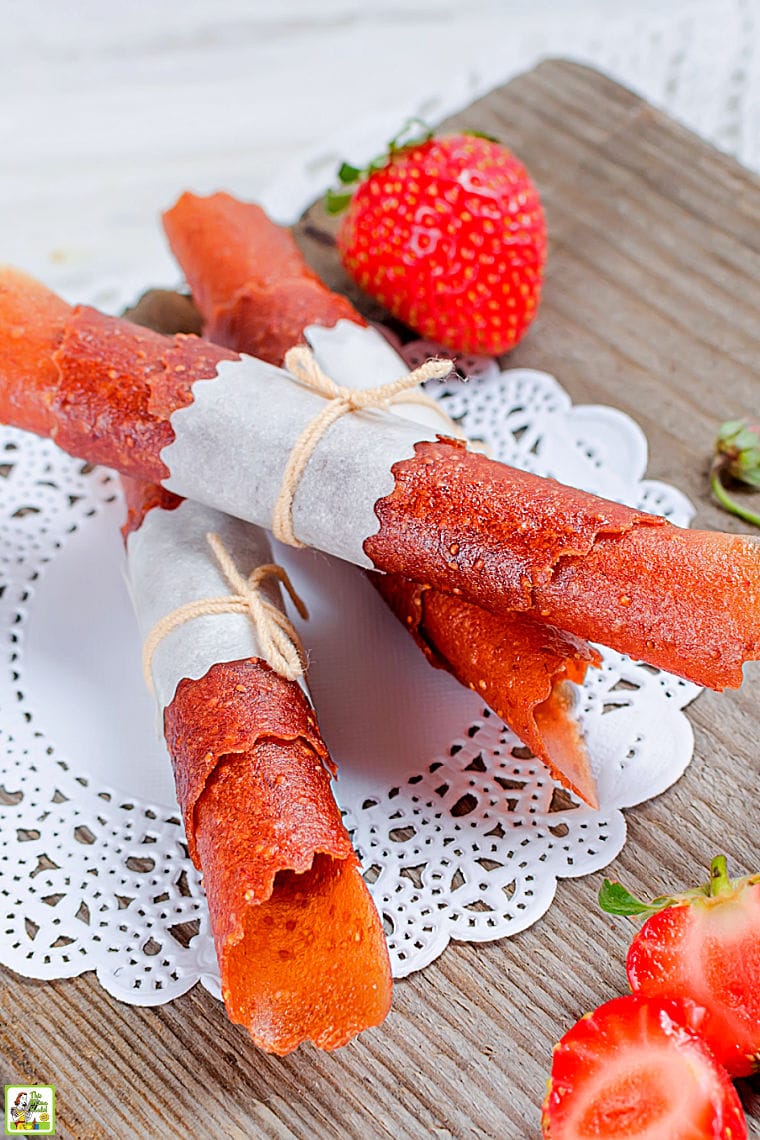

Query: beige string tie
[273,345,458,547]
[142,531,308,690]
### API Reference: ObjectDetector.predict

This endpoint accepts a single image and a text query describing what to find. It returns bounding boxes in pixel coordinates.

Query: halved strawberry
[600,856,760,1077]
[542,994,747,1139]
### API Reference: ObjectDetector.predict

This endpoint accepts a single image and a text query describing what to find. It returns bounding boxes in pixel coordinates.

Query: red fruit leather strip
[367,439,664,605]
[195,745,391,1054]
[162,193,599,802]
[535,525,760,692]
[165,659,391,1053]
[120,473,182,538]
[366,437,760,690]
[0,269,235,482]
[0,266,70,438]
[371,572,601,806]
[165,657,330,861]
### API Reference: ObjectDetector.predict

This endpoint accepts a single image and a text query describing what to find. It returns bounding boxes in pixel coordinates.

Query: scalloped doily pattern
[0,354,701,1001]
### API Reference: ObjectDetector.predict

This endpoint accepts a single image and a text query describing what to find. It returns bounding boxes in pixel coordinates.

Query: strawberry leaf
[337,162,362,185]
[598,879,665,916]
[324,189,355,216]
[329,119,434,211]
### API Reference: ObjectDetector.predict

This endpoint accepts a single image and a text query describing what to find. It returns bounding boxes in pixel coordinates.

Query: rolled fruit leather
[5,275,392,1054]
[124,485,391,1053]
[2,264,760,693]
[160,192,601,807]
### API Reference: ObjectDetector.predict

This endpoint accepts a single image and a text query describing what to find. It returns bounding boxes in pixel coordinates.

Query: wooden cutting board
[2,59,759,1139]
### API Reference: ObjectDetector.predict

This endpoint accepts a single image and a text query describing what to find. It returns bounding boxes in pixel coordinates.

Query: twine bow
[142,531,308,689]
[272,345,457,547]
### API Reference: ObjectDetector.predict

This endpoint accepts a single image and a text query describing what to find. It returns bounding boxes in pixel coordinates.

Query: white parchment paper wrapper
[126,498,303,711]
[305,321,451,435]
[160,351,440,568]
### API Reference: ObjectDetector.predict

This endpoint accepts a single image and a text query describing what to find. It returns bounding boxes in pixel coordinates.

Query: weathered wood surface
[2,60,759,1138]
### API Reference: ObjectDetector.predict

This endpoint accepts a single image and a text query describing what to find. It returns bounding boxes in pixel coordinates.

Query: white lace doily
[0,346,700,1001]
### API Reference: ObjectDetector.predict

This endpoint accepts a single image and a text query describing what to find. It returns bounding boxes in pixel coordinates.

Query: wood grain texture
[2,60,759,1138]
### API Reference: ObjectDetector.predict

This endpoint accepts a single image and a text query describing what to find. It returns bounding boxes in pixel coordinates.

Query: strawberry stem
[710,459,760,528]
[709,855,732,897]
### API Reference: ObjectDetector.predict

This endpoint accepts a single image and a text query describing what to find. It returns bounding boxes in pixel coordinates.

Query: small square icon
[4,1086,55,1134]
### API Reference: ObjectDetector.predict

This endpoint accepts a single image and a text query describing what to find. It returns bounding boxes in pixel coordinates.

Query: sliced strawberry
[542,995,747,1139]
[600,856,760,1077]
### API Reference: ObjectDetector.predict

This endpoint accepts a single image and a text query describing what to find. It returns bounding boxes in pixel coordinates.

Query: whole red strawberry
[600,855,760,1077]
[329,125,546,355]
[542,995,747,1139]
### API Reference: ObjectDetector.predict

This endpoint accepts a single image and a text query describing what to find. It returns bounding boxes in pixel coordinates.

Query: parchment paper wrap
[126,497,305,711]
[303,322,441,415]
[160,354,437,568]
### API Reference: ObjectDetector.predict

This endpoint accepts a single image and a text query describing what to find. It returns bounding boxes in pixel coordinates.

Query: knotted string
[142,531,308,690]
[273,345,457,547]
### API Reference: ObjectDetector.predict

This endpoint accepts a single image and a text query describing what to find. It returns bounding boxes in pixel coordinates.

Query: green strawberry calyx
[710,418,760,528]
[325,118,435,215]
[324,121,505,215]
[599,855,760,917]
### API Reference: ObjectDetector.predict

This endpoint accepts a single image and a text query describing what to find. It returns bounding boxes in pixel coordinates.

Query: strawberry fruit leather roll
[162,192,600,805]
[2,266,760,692]
[121,481,391,1055]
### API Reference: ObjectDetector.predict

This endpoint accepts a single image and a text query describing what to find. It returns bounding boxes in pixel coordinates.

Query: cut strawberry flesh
[543,995,747,1139]
[627,885,760,1077]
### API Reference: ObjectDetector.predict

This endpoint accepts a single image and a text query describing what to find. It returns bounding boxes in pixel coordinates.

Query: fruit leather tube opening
[195,736,389,1054]
[162,191,363,355]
